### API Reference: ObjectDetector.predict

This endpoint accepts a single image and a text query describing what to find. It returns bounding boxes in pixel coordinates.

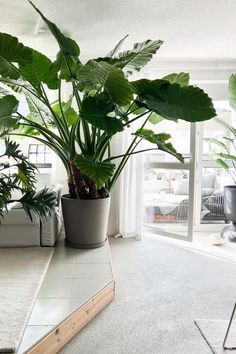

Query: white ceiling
[0,0,236,62]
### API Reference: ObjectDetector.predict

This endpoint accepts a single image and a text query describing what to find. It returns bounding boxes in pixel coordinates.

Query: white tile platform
[17,237,113,354]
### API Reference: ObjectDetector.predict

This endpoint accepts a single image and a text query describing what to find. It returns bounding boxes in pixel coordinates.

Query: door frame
[143,123,198,242]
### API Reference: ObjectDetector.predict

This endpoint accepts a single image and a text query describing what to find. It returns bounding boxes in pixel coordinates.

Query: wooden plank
[26,280,115,354]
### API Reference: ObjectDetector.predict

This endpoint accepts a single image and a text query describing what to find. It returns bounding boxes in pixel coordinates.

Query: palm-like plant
[205,117,236,184]
[205,74,236,184]
[0,139,56,220]
[0,1,216,200]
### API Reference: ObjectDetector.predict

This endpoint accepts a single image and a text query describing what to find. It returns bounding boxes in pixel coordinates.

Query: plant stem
[72,81,92,153]
[108,113,151,190]
[58,79,70,136]
[104,148,160,162]
[123,110,151,127]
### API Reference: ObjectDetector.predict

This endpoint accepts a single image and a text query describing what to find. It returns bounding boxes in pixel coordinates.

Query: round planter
[61,195,110,249]
[221,185,236,242]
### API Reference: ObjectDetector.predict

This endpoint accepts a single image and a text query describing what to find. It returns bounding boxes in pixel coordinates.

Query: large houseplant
[0,1,216,248]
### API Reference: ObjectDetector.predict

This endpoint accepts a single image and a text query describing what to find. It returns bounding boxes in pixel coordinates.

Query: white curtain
[51,152,68,194]
[108,129,144,240]
[107,72,146,240]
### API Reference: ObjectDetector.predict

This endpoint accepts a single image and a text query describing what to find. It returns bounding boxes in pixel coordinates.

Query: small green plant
[205,117,236,184]
[206,74,236,184]
[0,1,216,200]
[0,139,56,220]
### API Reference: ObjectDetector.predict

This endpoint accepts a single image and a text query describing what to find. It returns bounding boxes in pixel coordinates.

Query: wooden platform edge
[26,280,115,354]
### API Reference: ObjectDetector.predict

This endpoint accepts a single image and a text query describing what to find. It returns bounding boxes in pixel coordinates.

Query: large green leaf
[0,95,19,118]
[19,49,59,90]
[77,60,133,105]
[0,33,32,64]
[132,79,216,122]
[0,56,19,79]
[114,39,163,76]
[0,33,32,79]
[148,112,164,125]
[51,50,80,81]
[80,95,123,135]
[162,72,190,87]
[52,97,78,126]
[74,155,115,188]
[132,78,165,95]
[0,77,33,95]
[229,74,236,112]
[29,1,80,57]
[133,128,184,162]
[0,116,18,137]
[25,94,51,125]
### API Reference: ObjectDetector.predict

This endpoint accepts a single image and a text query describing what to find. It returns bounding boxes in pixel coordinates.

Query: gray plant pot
[221,185,236,242]
[61,195,110,249]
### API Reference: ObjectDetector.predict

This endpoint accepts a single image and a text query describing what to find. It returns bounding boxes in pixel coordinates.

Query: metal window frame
[28,143,52,168]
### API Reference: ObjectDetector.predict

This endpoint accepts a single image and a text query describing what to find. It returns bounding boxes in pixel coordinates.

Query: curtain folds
[108,130,144,240]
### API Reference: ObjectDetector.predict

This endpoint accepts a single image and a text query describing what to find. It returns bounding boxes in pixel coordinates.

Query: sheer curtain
[108,129,144,240]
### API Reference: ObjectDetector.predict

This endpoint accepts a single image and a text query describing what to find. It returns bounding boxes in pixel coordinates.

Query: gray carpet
[60,235,236,354]
[195,319,236,354]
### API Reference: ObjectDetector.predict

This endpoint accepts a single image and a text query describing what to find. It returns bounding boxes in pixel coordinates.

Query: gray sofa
[0,184,63,247]
[144,174,228,223]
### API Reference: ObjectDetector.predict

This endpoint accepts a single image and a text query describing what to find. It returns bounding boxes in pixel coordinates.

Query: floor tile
[19,238,114,351]
[73,263,113,279]
[45,262,74,278]
[75,249,110,264]
[70,278,111,300]
[51,248,76,264]
[28,299,71,325]
[69,298,88,313]
[76,243,109,255]
[38,278,72,299]
[17,325,54,354]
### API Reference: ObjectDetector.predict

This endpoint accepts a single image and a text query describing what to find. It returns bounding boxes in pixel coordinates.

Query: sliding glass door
[143,100,235,241]
[142,120,197,241]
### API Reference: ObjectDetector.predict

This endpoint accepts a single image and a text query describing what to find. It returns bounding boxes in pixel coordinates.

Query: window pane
[200,168,231,224]
[143,168,190,237]
[144,119,191,162]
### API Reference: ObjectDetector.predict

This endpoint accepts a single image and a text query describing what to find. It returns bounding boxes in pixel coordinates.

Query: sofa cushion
[202,188,214,197]
[174,179,189,195]
[202,174,215,189]
[1,209,39,225]
[174,175,218,196]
